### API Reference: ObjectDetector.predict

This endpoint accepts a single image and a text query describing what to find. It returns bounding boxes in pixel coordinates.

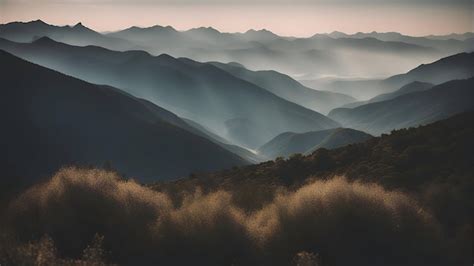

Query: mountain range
[209,61,355,114]
[2,20,471,80]
[328,78,474,135]
[306,52,474,100]
[257,128,372,159]
[318,31,474,53]
[341,81,434,108]
[0,20,137,51]
[0,37,340,149]
[0,50,249,184]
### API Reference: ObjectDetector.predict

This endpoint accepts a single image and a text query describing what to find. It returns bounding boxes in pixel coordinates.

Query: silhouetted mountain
[308,52,474,100]
[107,23,446,78]
[0,20,136,51]
[257,128,372,159]
[424,32,474,41]
[3,21,468,79]
[322,31,474,54]
[0,37,339,148]
[328,78,474,135]
[301,78,385,100]
[385,52,474,88]
[107,24,242,55]
[237,29,279,42]
[224,36,441,79]
[368,81,433,103]
[0,50,249,184]
[341,81,434,108]
[209,61,356,114]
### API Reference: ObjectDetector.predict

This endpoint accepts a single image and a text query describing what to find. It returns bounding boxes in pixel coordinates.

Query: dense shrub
[4,168,445,265]
[0,234,108,266]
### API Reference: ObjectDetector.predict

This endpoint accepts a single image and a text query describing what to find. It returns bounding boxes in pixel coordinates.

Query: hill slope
[209,61,356,114]
[385,52,474,88]
[257,128,372,159]
[158,111,473,197]
[306,52,474,100]
[0,37,339,148]
[0,50,248,184]
[328,78,474,135]
[341,81,434,108]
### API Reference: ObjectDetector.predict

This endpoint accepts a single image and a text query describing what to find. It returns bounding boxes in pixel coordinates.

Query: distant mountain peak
[120,24,177,33]
[246,28,272,33]
[72,22,90,30]
[32,36,56,44]
[245,28,276,35]
[16,19,50,28]
[156,53,175,61]
[227,61,245,68]
[187,26,220,34]
[322,31,348,38]
[149,24,177,32]
[69,22,97,34]
[242,28,278,40]
[31,19,48,25]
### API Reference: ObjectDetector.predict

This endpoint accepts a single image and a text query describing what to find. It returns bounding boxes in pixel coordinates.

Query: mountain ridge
[257,128,373,159]
[328,77,474,135]
[0,49,248,183]
[0,37,340,148]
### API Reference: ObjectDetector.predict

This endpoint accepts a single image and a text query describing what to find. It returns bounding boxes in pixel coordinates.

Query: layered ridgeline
[326,52,474,134]
[328,78,474,135]
[384,52,474,88]
[0,20,137,51]
[106,25,446,79]
[257,128,372,159]
[209,61,356,114]
[318,31,474,53]
[341,81,434,108]
[2,20,469,80]
[0,37,339,149]
[0,50,250,184]
[307,52,474,100]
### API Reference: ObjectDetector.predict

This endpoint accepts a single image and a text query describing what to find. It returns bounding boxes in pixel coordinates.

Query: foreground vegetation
[1,112,473,265]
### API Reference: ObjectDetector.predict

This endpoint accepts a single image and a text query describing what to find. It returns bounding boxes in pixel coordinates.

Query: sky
[0,0,472,36]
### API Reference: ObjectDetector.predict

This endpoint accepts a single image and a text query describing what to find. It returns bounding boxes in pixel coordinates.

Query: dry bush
[246,177,442,265]
[293,251,321,266]
[7,167,173,262]
[150,190,251,265]
[0,234,109,266]
[5,168,445,265]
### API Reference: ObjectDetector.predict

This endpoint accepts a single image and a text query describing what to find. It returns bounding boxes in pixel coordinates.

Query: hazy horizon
[1,18,473,38]
[1,0,472,37]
